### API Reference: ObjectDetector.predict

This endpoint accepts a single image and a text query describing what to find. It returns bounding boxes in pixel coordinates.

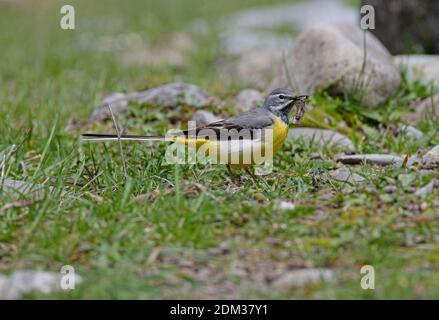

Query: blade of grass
[33,115,58,178]
[108,103,128,180]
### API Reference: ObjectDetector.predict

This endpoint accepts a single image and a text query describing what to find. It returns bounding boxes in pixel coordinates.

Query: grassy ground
[1,0,439,299]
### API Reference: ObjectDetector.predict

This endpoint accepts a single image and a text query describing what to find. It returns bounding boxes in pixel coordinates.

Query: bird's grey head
[263,88,308,123]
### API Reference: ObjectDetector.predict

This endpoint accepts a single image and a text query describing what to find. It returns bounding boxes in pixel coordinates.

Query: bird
[82,88,308,179]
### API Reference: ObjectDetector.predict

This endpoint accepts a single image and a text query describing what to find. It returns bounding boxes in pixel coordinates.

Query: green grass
[1,0,439,299]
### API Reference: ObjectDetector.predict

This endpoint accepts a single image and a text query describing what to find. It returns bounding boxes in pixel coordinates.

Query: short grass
[1,0,439,299]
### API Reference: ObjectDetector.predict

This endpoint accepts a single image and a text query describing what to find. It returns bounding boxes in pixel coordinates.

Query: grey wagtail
[82,88,308,175]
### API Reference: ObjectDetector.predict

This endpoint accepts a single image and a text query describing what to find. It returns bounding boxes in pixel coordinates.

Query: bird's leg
[245,167,259,183]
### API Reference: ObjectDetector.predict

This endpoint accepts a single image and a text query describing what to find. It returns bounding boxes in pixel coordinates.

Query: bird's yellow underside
[172,116,289,168]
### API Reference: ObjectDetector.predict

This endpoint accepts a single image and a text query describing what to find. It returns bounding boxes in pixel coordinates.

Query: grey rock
[404,93,439,124]
[330,167,365,183]
[89,92,129,122]
[360,184,378,194]
[398,125,424,139]
[337,154,402,167]
[288,128,355,152]
[134,83,212,108]
[394,55,439,86]
[310,153,323,160]
[89,83,213,122]
[0,270,82,299]
[191,110,221,126]
[422,145,439,169]
[407,156,423,168]
[336,154,418,168]
[234,89,264,113]
[383,185,397,194]
[361,0,439,54]
[275,22,401,108]
[272,268,334,288]
[414,180,437,197]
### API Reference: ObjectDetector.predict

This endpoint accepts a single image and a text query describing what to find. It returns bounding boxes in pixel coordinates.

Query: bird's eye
[279,95,285,100]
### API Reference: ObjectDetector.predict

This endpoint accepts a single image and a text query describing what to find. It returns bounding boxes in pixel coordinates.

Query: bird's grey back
[225,108,274,129]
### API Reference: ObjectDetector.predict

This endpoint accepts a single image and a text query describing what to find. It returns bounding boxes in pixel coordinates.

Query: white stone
[398,125,424,138]
[394,54,439,86]
[277,201,295,211]
[272,268,334,288]
[275,22,401,108]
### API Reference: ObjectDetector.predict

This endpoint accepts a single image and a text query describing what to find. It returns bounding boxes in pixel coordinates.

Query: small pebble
[383,185,397,193]
[277,200,295,211]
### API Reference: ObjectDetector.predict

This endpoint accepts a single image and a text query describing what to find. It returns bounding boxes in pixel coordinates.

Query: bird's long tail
[81,133,169,142]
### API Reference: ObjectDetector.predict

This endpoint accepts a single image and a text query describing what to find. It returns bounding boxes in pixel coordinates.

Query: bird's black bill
[294,95,309,101]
